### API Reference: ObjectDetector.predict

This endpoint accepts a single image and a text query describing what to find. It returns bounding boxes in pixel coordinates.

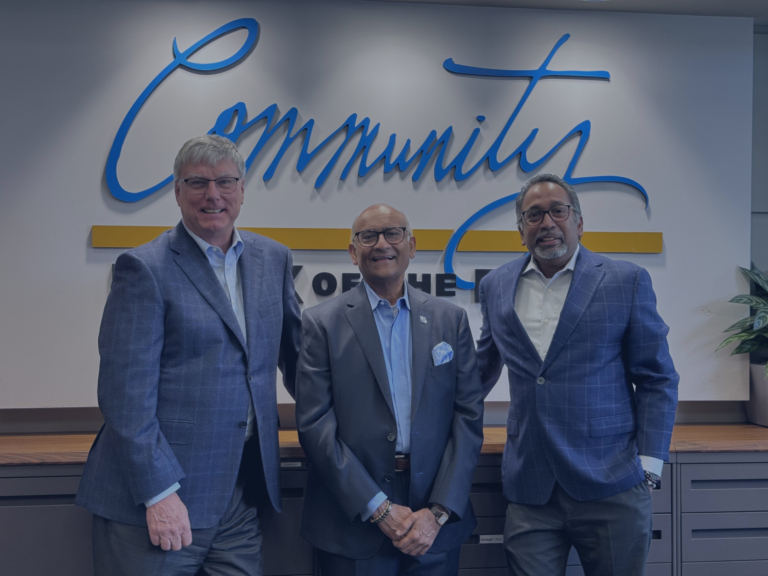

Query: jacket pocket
[506,416,520,437]
[158,419,194,445]
[589,413,635,438]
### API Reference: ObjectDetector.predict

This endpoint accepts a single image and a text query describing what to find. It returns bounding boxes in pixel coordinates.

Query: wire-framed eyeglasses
[181,177,241,194]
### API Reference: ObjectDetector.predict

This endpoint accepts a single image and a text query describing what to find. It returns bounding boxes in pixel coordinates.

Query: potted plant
[717,265,768,426]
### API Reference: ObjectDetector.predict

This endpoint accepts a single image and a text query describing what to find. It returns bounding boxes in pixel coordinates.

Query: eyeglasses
[181,177,241,194]
[520,204,574,225]
[354,227,408,247]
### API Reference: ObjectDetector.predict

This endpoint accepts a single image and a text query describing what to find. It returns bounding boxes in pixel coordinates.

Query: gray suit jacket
[76,222,301,528]
[296,283,484,558]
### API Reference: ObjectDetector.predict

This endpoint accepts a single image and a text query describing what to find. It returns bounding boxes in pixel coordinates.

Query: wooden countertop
[3,424,768,466]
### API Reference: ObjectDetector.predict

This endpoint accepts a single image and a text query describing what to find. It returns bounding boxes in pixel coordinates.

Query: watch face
[437,514,448,526]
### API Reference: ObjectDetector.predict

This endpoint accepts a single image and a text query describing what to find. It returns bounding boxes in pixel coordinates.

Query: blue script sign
[106,18,647,289]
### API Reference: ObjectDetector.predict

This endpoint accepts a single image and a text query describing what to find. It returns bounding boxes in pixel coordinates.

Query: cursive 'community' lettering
[105,18,647,289]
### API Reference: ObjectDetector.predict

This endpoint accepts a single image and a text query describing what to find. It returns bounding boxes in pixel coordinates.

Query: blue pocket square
[432,342,453,366]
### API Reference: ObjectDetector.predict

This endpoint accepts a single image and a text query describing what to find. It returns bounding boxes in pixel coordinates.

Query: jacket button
[385,474,393,482]
[238,421,247,429]
[536,377,545,385]
[387,433,396,442]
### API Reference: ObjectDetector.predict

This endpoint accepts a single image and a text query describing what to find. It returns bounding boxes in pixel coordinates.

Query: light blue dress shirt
[361,281,413,519]
[145,224,248,507]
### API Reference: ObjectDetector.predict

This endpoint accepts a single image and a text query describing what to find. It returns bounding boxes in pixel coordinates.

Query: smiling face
[519,181,583,276]
[349,205,416,293]
[175,160,244,251]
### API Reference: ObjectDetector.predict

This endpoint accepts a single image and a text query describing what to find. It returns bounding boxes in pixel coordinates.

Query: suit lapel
[239,239,265,358]
[541,247,605,372]
[501,256,542,366]
[408,285,431,422]
[345,284,396,418]
[169,223,247,353]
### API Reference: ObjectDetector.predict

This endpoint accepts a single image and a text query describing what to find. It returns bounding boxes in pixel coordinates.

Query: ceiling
[375,0,768,28]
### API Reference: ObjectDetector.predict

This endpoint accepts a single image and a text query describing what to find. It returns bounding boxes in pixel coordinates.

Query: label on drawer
[479,535,504,545]
[280,461,302,468]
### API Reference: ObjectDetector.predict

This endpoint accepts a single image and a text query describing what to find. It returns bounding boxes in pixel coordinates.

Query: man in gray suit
[296,204,485,576]
[76,135,301,575]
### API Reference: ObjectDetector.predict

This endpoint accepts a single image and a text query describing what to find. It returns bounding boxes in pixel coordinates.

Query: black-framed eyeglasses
[181,177,241,194]
[354,227,408,247]
[520,204,574,225]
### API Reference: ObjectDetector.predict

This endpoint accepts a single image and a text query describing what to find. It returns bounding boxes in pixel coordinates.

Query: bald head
[348,204,416,303]
[351,204,411,242]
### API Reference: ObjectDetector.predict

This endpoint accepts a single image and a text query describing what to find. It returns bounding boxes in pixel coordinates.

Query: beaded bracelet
[370,499,392,524]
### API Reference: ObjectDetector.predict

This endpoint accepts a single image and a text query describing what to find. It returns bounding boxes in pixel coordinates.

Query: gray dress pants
[504,481,653,576]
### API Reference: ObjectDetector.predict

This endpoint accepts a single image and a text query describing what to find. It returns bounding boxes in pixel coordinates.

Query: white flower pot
[746,363,768,427]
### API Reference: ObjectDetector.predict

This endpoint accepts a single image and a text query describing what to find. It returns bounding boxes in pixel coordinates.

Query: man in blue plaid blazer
[76,135,301,575]
[476,174,678,576]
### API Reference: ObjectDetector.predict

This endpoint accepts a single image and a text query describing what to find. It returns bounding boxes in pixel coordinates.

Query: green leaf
[756,310,768,331]
[724,316,757,332]
[717,331,758,351]
[730,295,768,308]
[744,265,768,294]
[733,340,766,355]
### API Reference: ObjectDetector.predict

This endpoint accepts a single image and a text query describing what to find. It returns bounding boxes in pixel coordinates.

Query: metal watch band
[429,505,450,526]
[644,470,661,488]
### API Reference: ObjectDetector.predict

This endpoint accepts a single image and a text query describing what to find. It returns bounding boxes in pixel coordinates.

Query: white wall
[753,33,768,272]
[0,0,753,406]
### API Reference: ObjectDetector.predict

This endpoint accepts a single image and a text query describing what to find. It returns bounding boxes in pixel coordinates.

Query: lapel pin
[420,316,428,324]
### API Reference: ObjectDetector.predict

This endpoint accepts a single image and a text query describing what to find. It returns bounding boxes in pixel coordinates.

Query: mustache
[535,230,564,243]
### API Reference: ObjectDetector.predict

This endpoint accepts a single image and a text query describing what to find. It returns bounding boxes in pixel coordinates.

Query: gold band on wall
[91,225,662,253]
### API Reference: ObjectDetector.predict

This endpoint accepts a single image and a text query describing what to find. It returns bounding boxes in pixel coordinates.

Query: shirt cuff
[639,455,664,477]
[144,482,181,508]
[362,492,388,521]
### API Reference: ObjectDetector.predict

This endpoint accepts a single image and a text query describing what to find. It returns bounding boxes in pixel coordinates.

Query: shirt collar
[363,280,411,311]
[182,221,244,259]
[522,242,580,277]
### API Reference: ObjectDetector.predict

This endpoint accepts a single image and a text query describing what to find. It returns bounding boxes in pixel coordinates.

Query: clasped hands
[375,501,441,557]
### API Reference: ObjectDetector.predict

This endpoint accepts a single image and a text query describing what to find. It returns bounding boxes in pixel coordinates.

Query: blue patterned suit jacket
[476,247,678,505]
[76,222,301,528]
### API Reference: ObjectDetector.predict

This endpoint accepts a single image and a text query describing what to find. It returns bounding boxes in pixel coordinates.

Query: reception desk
[2,425,768,576]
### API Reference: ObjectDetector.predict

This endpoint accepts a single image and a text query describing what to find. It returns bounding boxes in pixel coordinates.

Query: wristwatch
[430,505,450,526]
[644,470,660,489]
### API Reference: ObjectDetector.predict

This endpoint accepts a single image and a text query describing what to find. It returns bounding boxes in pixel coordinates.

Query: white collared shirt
[514,244,580,361]
[513,243,662,478]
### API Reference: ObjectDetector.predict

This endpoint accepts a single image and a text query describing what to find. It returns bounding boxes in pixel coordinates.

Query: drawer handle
[691,479,768,489]
[692,527,768,539]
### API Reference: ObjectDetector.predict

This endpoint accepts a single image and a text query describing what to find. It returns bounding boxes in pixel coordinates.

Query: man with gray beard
[476,174,678,576]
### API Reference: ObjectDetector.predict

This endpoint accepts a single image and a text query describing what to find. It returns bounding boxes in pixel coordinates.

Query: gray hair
[173,135,245,180]
[516,173,581,224]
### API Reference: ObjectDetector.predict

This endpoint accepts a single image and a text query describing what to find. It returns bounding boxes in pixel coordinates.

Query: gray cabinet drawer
[0,504,93,576]
[682,463,768,512]
[0,476,81,497]
[683,561,768,576]
[470,490,506,518]
[682,512,768,562]
[459,539,506,569]
[473,516,505,535]
[567,565,670,576]
[566,514,671,565]
[652,464,672,514]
